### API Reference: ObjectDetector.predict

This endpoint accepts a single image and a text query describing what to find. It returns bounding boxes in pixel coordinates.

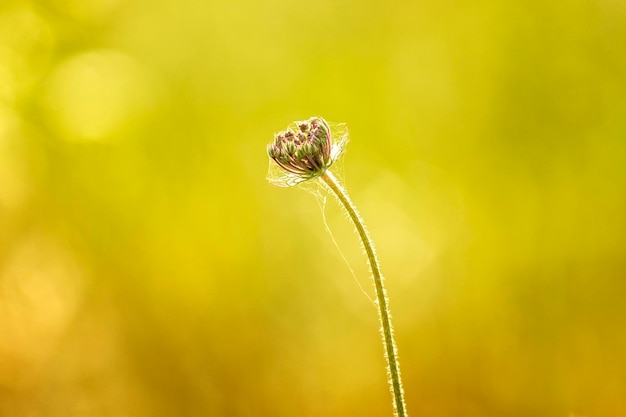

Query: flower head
[267,116,347,187]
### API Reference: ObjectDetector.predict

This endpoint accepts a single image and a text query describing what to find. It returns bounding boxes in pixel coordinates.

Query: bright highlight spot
[42,49,152,142]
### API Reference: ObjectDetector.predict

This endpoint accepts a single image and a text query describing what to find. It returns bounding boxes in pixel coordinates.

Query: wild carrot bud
[267,116,347,187]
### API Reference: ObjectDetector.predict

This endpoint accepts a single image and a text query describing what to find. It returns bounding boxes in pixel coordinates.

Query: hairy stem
[320,170,408,417]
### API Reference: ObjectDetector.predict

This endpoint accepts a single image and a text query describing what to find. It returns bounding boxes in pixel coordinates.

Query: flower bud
[267,116,347,187]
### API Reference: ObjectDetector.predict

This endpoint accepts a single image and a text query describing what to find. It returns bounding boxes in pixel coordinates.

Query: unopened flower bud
[266,116,347,187]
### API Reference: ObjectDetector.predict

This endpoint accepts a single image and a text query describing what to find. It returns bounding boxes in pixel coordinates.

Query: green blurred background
[1,0,626,415]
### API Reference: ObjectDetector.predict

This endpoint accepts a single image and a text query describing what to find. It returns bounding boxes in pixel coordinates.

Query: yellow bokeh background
[1,0,626,415]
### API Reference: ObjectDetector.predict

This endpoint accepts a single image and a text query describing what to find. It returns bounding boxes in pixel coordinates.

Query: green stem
[320,170,408,417]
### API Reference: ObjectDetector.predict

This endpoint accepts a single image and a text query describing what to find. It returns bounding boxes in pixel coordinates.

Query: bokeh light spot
[0,234,85,388]
[42,49,153,142]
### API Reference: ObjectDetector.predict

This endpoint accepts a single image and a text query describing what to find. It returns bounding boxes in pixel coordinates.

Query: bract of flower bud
[266,116,348,187]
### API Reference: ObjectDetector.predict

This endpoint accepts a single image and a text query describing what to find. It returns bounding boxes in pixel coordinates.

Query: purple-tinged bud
[266,116,348,187]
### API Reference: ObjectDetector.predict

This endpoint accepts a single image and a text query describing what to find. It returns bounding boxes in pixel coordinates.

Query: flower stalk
[320,170,408,417]
[267,117,408,417]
